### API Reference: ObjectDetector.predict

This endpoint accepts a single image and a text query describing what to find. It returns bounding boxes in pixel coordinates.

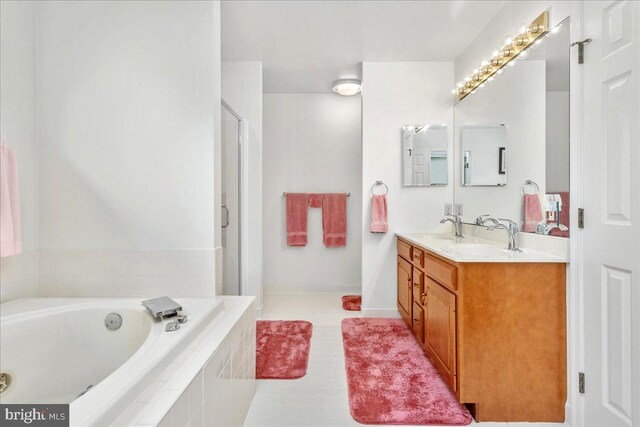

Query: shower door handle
[222,205,230,228]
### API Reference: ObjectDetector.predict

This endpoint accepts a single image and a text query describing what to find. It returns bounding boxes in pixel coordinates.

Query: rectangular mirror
[453,17,570,237]
[461,124,507,186]
[402,124,448,186]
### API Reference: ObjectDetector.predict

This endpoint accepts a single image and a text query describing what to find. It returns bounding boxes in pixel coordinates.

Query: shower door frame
[221,99,248,297]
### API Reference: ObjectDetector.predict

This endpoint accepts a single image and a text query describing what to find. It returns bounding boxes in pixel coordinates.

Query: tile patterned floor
[243,293,565,427]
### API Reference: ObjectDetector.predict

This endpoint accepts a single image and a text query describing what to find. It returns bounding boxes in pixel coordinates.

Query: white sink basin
[441,243,513,259]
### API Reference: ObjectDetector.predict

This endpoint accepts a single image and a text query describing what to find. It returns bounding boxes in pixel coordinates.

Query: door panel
[425,277,456,391]
[582,1,639,425]
[397,257,412,321]
[413,302,425,345]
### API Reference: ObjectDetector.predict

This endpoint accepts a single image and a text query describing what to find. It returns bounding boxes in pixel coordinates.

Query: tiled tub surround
[114,297,256,427]
[0,251,38,302]
[38,250,216,297]
[0,296,255,426]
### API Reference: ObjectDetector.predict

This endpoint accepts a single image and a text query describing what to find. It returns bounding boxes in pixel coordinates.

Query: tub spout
[142,296,182,319]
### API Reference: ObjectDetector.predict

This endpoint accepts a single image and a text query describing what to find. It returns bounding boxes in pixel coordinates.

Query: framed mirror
[461,124,507,186]
[453,17,570,237]
[402,124,448,187]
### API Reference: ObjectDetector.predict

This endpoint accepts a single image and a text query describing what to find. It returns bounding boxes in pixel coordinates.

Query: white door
[412,139,429,185]
[582,1,639,426]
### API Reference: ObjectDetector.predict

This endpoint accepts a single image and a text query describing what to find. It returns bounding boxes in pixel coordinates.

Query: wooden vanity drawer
[425,254,457,291]
[412,247,425,268]
[397,239,412,262]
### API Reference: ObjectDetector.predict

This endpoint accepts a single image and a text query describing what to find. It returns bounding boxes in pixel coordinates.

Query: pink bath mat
[342,295,361,311]
[341,318,472,425]
[256,320,313,379]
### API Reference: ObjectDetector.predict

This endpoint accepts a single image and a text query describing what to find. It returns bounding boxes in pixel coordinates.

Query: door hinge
[578,208,585,229]
[571,38,592,64]
[579,372,585,394]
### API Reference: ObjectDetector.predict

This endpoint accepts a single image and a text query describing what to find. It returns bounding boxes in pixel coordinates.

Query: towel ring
[370,180,389,196]
[521,180,539,195]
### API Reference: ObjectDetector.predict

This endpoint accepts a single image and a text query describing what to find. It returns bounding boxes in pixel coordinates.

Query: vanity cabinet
[396,237,566,422]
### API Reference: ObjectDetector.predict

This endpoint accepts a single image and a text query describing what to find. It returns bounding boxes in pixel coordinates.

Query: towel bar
[282,192,350,197]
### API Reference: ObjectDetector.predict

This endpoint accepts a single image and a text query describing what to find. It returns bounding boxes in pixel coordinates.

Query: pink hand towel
[523,194,543,232]
[308,193,322,208]
[322,193,347,247]
[286,193,309,246]
[370,194,388,233]
[0,140,22,257]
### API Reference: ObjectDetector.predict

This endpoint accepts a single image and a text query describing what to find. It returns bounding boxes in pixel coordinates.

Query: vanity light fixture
[332,79,362,96]
[452,11,549,101]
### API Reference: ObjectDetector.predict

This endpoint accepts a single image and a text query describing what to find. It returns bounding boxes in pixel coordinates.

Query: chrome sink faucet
[476,214,499,226]
[537,222,569,235]
[487,218,521,252]
[441,215,463,238]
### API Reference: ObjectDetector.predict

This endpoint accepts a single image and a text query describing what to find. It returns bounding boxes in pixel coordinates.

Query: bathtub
[0,297,248,426]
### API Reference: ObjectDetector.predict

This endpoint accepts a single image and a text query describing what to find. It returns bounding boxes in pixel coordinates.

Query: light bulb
[508,61,516,67]
[497,69,503,74]
[479,83,486,88]
[451,89,457,94]
[488,76,495,82]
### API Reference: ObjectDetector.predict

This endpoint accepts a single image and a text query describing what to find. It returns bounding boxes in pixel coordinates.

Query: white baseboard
[361,308,401,318]
[264,285,361,294]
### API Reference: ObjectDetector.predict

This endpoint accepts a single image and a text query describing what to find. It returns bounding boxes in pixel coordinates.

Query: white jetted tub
[0,298,225,425]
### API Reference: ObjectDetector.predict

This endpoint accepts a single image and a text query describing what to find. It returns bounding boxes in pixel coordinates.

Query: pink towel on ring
[523,194,543,232]
[322,193,347,247]
[370,194,388,233]
[286,193,309,246]
[1,139,22,257]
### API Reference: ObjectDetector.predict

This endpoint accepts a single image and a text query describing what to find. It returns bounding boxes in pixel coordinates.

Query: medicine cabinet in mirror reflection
[461,124,507,186]
[402,124,448,187]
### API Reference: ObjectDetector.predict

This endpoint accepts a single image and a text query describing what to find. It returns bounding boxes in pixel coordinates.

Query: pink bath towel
[523,194,543,232]
[0,139,22,257]
[286,193,309,246]
[370,194,388,233]
[308,193,322,208]
[322,193,347,247]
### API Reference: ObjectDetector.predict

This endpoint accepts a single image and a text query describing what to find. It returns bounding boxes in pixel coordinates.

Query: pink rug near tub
[341,318,472,425]
[342,295,361,311]
[256,320,313,379]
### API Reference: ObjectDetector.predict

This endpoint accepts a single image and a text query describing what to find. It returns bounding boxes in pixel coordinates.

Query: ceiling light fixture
[452,11,549,101]
[332,79,362,96]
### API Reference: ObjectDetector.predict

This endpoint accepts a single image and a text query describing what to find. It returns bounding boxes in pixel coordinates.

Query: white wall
[361,62,454,316]
[0,1,39,303]
[546,91,570,192]
[35,1,221,297]
[263,94,362,294]
[454,61,546,225]
[222,62,263,312]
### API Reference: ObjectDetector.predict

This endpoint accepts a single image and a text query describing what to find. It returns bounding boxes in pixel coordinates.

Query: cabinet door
[397,257,412,323]
[412,302,425,345]
[412,267,424,303]
[425,277,457,391]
